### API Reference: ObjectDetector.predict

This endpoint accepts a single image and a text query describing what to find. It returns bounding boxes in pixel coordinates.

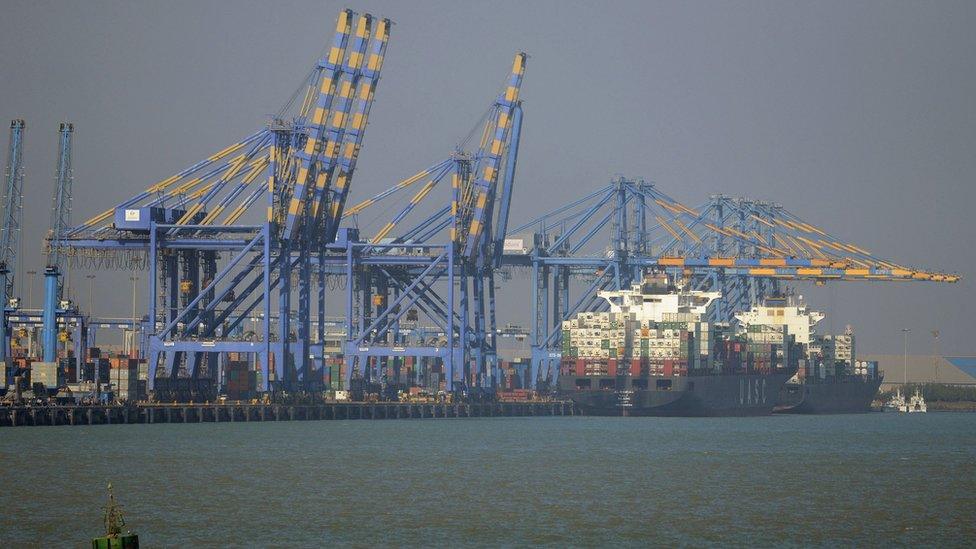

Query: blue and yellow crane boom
[458,53,526,259]
[324,16,391,241]
[1,120,26,307]
[283,8,354,240]
[338,52,527,260]
[305,13,372,227]
[0,120,26,362]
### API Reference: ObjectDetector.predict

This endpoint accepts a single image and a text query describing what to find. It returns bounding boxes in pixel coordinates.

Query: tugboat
[883,388,907,412]
[91,483,139,548]
[906,388,927,413]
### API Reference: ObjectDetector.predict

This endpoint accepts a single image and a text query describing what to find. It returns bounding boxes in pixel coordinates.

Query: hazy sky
[1,0,973,355]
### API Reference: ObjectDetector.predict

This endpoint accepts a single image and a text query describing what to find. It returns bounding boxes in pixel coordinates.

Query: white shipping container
[31,362,59,387]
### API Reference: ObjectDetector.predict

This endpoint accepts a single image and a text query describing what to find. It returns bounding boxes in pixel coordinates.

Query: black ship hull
[774,376,883,414]
[558,370,795,417]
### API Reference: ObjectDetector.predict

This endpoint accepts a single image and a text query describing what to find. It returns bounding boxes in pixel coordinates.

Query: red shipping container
[575,359,585,377]
[630,359,641,377]
[663,360,674,377]
[608,359,617,377]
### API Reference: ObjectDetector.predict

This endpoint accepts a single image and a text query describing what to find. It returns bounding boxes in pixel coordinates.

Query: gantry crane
[510,177,959,387]
[52,8,958,400]
[1,120,26,363]
[59,10,391,398]
[336,53,527,393]
[59,11,526,397]
[41,122,74,364]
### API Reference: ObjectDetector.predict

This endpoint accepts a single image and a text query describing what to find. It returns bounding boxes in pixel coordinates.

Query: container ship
[775,369,883,414]
[556,275,799,416]
[735,297,883,414]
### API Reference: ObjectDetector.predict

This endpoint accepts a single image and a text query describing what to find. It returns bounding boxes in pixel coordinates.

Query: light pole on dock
[128,276,139,355]
[86,274,95,317]
[902,328,911,385]
[26,270,35,309]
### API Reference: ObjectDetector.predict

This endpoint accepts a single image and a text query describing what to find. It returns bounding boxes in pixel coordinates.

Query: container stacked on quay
[224,356,259,401]
[735,297,883,414]
[556,274,799,416]
[1,346,151,405]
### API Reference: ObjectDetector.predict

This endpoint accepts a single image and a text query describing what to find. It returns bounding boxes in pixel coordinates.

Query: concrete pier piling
[0,400,576,427]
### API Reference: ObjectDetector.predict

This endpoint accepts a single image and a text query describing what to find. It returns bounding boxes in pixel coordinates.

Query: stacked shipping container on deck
[561,309,804,379]
[743,324,804,376]
[560,311,714,378]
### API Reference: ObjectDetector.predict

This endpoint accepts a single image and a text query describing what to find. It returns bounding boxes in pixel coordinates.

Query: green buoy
[91,483,139,549]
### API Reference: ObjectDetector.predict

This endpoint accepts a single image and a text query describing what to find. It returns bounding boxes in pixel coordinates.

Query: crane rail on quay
[0,8,959,413]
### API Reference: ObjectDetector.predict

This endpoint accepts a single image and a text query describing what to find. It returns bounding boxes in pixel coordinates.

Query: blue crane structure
[57,10,527,398]
[509,177,959,387]
[335,52,526,394]
[49,9,957,399]
[0,121,91,377]
[57,10,394,398]
[41,122,75,364]
[0,120,26,363]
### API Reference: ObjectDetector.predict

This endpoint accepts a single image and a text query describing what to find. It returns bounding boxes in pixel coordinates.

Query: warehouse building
[862,355,976,388]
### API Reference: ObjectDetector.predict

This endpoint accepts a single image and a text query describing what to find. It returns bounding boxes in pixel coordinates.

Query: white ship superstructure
[598,274,720,323]
[734,295,824,345]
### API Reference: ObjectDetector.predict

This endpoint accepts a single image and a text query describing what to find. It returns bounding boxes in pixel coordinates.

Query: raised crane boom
[47,122,74,271]
[1,120,26,363]
[460,52,526,259]
[304,13,372,229]
[1,120,26,306]
[283,8,354,241]
[324,16,391,242]
[492,103,523,268]
[42,122,73,363]
[335,53,526,255]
